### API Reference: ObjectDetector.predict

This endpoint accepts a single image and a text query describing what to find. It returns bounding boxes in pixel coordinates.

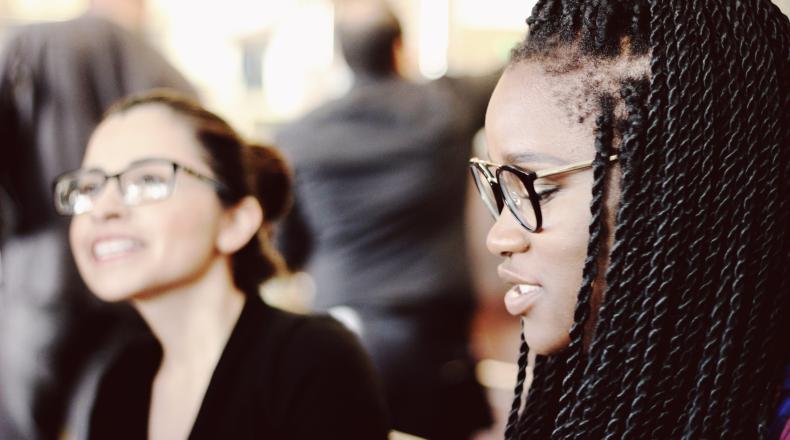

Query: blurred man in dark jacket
[276,1,498,438]
[0,7,195,438]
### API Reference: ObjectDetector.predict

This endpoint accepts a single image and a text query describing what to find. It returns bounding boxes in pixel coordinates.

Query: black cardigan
[88,295,390,439]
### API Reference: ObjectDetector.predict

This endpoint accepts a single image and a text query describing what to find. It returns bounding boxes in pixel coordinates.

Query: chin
[525,330,572,356]
[84,280,137,303]
[78,267,148,303]
[75,256,155,302]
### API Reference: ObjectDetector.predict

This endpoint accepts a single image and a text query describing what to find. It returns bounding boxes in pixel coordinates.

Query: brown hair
[105,89,292,295]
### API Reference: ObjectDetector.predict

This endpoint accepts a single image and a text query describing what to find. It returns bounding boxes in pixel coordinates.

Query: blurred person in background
[54,90,389,440]
[275,1,498,438]
[0,1,196,437]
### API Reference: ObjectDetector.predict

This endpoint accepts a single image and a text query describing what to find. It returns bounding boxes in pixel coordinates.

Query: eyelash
[504,164,560,203]
[537,187,559,203]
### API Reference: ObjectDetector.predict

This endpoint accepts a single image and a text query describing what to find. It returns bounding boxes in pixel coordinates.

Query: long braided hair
[504,1,790,439]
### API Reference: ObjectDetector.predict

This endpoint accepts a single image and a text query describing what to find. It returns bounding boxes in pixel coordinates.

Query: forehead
[485,62,596,165]
[83,104,205,172]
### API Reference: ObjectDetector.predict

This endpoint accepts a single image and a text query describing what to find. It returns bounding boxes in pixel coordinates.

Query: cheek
[539,187,594,282]
[524,187,593,353]
[68,215,133,301]
[152,204,221,266]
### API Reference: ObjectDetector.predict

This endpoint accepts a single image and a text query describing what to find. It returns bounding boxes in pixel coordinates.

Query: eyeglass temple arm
[177,165,230,194]
[470,158,498,167]
[179,166,210,182]
[534,155,619,178]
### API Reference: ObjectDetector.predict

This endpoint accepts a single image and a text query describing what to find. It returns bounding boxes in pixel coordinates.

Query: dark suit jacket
[0,14,195,439]
[0,14,196,304]
[276,72,498,311]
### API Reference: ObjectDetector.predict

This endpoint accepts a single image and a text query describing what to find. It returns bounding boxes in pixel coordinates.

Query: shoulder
[257,307,390,438]
[20,15,122,51]
[275,97,348,142]
[242,300,363,363]
[274,98,358,165]
[265,307,369,370]
[0,22,51,73]
[1,16,120,78]
[270,310,383,404]
[294,315,365,359]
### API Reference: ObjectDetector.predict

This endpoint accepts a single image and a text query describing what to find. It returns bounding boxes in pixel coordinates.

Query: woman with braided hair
[469,0,790,438]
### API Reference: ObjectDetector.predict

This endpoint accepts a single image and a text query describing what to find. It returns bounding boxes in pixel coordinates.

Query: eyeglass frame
[52,157,229,216]
[469,155,618,232]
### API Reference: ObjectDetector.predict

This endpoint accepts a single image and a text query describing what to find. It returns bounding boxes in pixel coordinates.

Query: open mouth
[504,284,542,316]
[92,238,144,262]
[516,284,540,295]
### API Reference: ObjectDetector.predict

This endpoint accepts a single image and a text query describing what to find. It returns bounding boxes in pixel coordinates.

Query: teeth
[517,284,540,295]
[93,239,141,259]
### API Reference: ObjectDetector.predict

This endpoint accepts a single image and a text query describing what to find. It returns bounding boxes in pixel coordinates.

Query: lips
[504,284,542,316]
[91,237,144,262]
[498,265,543,316]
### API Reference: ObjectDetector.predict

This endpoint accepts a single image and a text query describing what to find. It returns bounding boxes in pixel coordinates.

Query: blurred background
[0,0,542,137]
[0,1,535,438]
[2,1,789,439]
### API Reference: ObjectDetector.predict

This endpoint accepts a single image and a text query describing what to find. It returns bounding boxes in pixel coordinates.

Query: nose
[89,178,128,221]
[486,208,530,257]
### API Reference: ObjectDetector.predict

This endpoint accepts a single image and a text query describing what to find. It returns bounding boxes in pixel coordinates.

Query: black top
[89,296,390,440]
[276,73,499,310]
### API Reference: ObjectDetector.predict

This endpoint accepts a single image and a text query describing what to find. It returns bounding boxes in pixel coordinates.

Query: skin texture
[485,62,619,355]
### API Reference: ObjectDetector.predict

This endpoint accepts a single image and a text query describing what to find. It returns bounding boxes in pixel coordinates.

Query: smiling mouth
[92,238,144,262]
[504,283,543,316]
[516,284,540,295]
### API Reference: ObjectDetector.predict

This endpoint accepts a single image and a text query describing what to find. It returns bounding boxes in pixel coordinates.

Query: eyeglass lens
[470,166,500,218]
[120,162,175,205]
[498,169,538,230]
[55,161,176,215]
[470,165,539,231]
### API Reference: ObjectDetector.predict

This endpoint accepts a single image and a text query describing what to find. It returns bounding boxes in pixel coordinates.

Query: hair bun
[243,143,293,223]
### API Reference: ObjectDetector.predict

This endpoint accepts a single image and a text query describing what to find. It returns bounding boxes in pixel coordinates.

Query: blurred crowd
[0,0,518,439]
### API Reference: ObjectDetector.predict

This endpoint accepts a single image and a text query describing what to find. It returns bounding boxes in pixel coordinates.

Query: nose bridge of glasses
[90,173,127,210]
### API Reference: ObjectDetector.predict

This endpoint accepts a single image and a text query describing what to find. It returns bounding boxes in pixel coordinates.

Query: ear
[216,196,264,255]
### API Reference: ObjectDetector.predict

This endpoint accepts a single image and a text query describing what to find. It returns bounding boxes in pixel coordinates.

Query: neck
[132,258,246,369]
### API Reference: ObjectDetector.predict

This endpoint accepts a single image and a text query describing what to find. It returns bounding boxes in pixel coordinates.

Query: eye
[75,175,104,194]
[538,187,559,200]
[138,173,167,185]
[78,182,99,193]
[534,181,559,203]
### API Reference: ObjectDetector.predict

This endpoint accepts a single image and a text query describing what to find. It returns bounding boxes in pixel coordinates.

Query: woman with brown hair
[53,90,389,439]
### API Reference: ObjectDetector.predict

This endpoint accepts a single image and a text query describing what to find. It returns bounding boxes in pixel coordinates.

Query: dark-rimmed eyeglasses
[53,158,228,216]
[469,155,618,232]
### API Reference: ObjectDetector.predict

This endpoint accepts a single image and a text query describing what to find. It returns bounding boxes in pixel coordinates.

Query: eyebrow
[78,160,147,176]
[502,151,570,166]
